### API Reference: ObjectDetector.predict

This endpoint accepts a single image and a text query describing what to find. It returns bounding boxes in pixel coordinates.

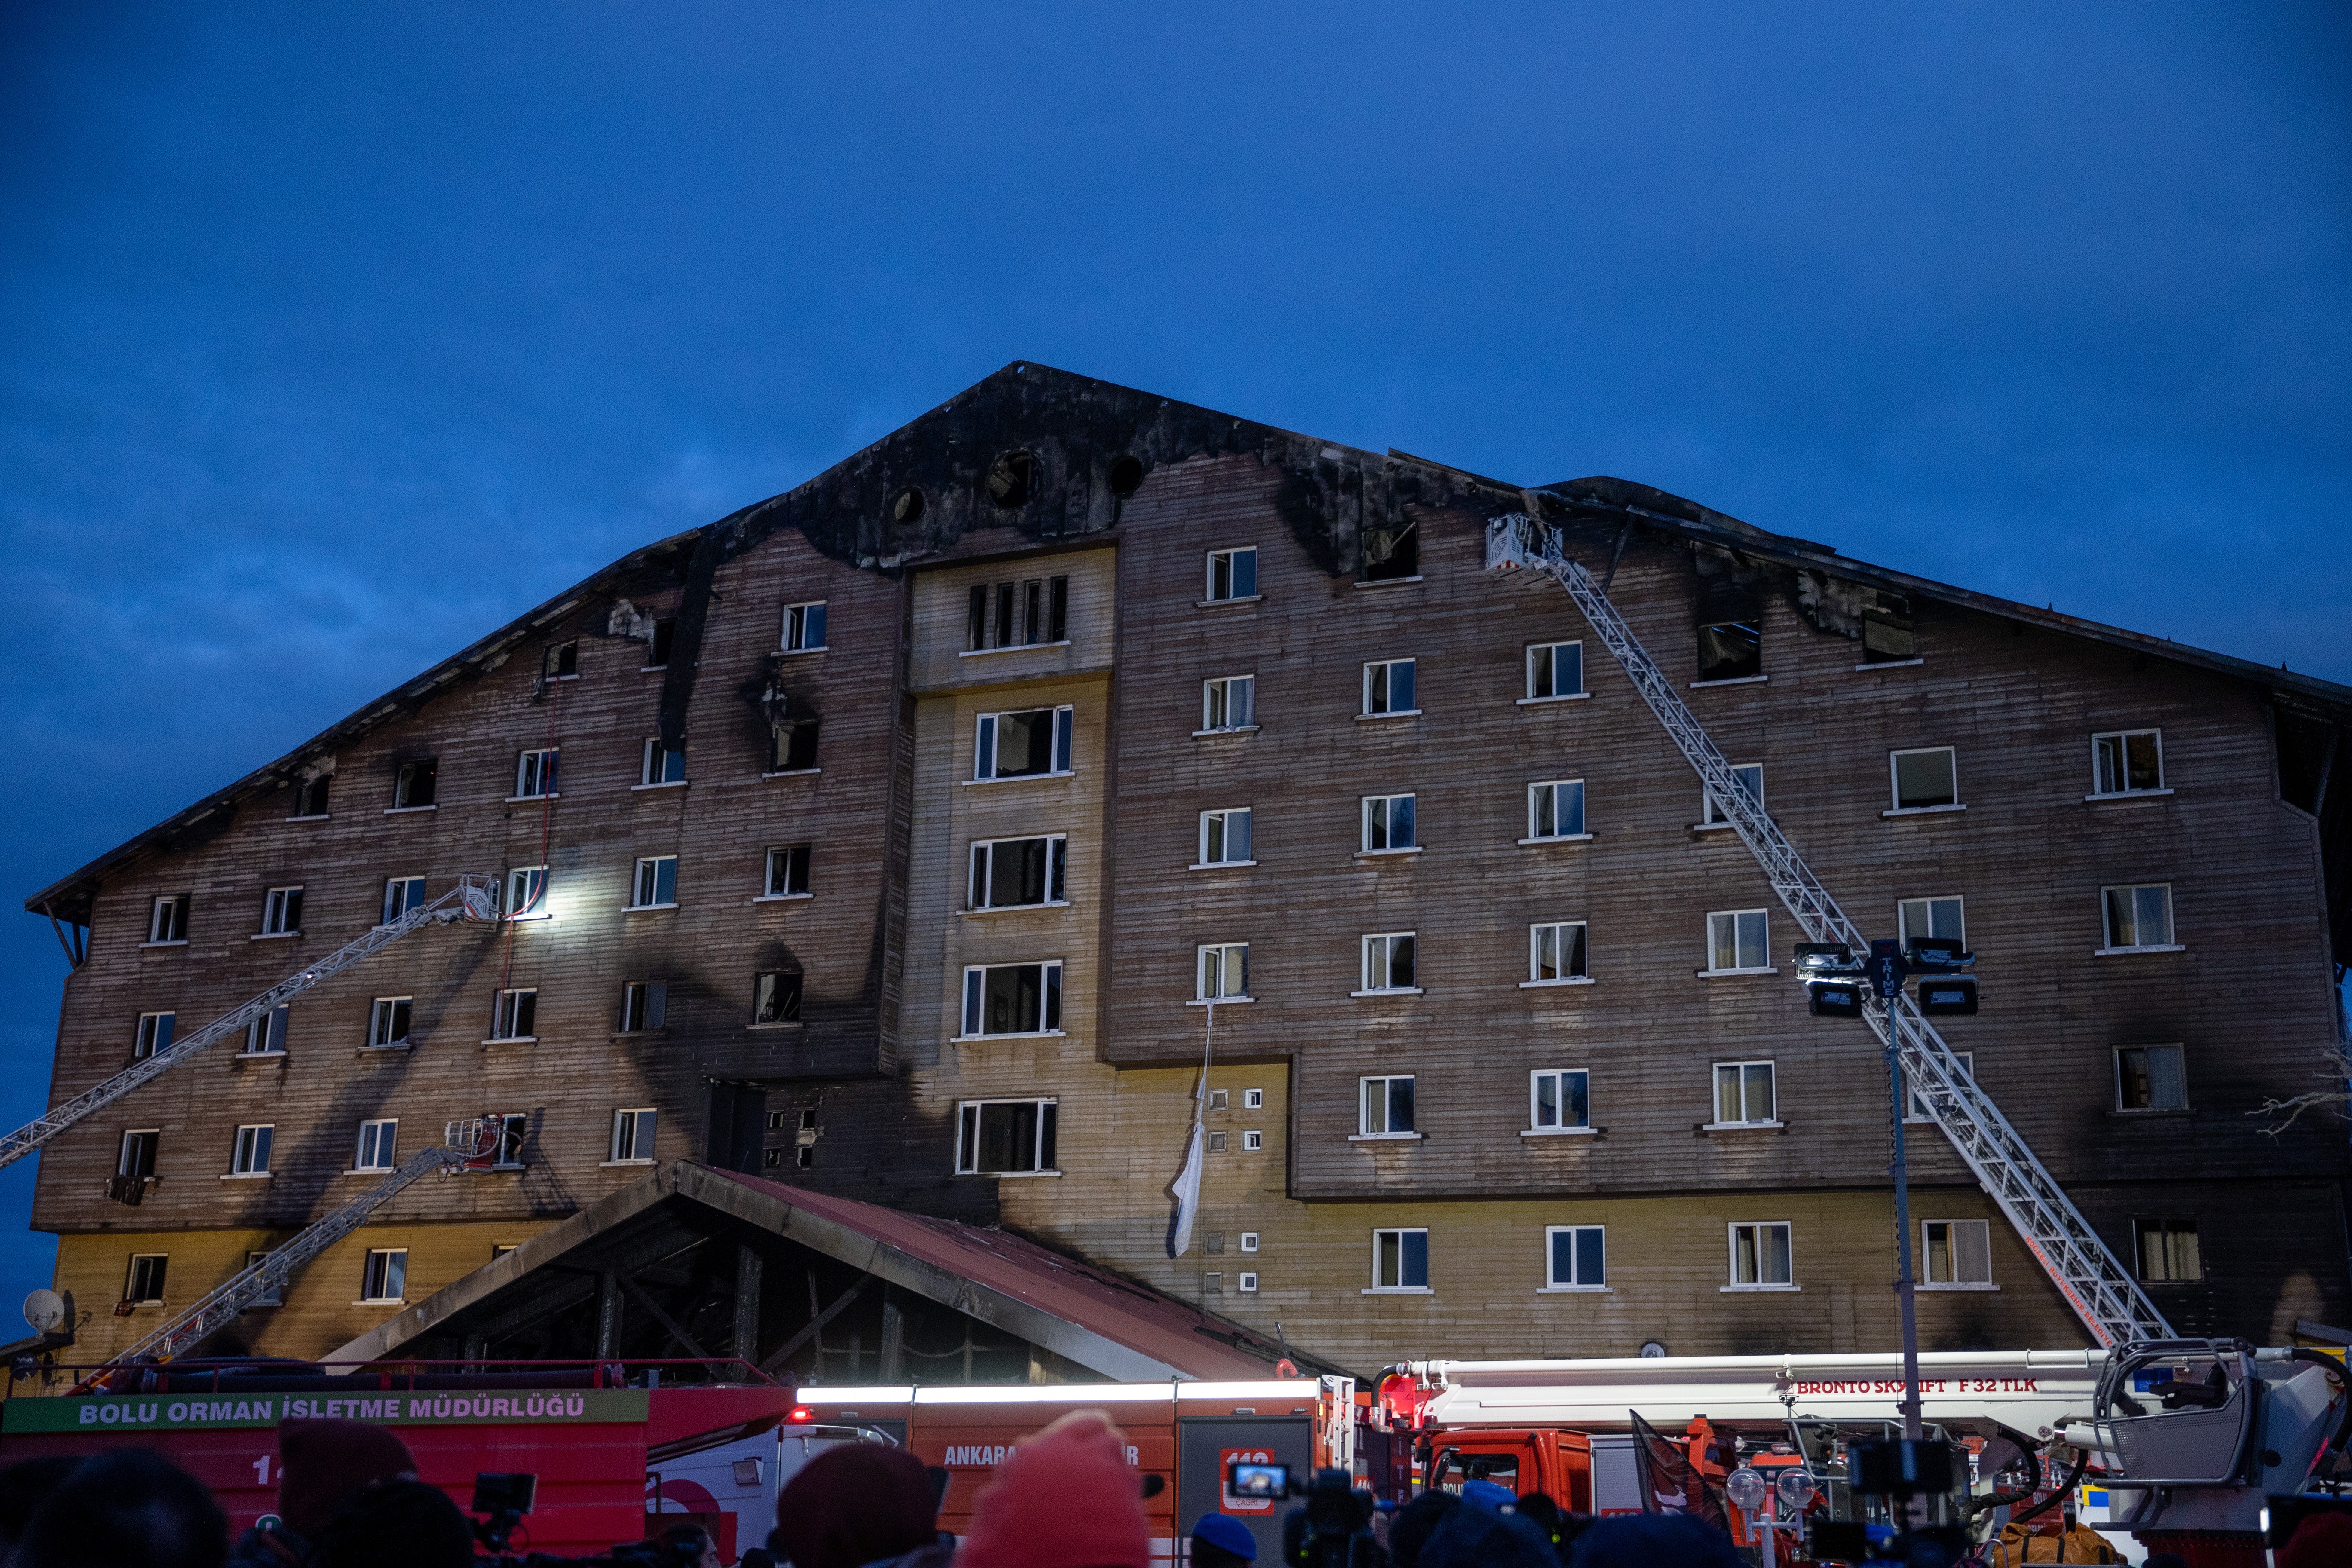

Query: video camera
[1280,1466,1384,1568]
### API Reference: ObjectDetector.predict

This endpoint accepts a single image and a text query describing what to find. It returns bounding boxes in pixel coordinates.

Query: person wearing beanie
[226,1418,417,1567]
[16,1447,229,1568]
[954,1410,1152,1568]
[768,1442,947,1568]
[1188,1512,1258,1568]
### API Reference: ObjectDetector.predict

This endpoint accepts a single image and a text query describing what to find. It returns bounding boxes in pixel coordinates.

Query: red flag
[1630,1410,1731,1534]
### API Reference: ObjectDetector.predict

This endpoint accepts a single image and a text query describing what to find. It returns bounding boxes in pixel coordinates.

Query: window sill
[233,1050,287,1062]
[762,767,822,779]
[1192,726,1260,739]
[600,1159,657,1169]
[2093,944,2185,956]
[625,903,680,913]
[481,1036,538,1047]
[1720,1283,1802,1293]
[1354,709,1421,723]
[1883,803,1965,818]
[383,805,438,815]
[962,770,1076,787]
[755,892,815,903]
[966,1169,1063,1179]
[1187,996,1255,1007]
[1699,1120,1788,1133]
[1855,658,1924,671]
[776,644,830,657]
[1691,674,1768,688]
[250,931,302,942]
[950,1029,1069,1043]
[1917,1282,2000,1292]
[502,912,551,923]
[505,793,560,804]
[1348,1133,1423,1143]
[632,780,690,792]
[1517,833,1593,846]
[1519,976,1594,989]
[356,1042,412,1054]
[285,813,331,822]
[1521,1127,1599,1138]
[1361,1286,1433,1295]
[1695,965,1779,979]
[355,1298,407,1307]
[611,1029,668,1042]
[959,640,1069,658]
[1537,1285,1612,1294]
[343,1168,396,1177]
[1195,594,1263,609]
[1353,847,1423,861]
[2086,788,2174,802]
[747,1020,804,1032]
[219,1173,272,1181]
[1354,575,1424,590]
[1188,860,1259,871]
[1515,693,1590,706]
[640,664,667,673]
[1690,820,1740,833]
[2108,1106,2193,1118]
[138,940,189,949]
[1349,988,1426,999]
[961,901,1070,918]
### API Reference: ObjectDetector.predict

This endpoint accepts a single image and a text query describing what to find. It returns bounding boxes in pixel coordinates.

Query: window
[1729,1222,1794,1287]
[1198,808,1253,866]
[132,1012,174,1060]
[1238,1272,1259,1293]
[1526,780,1586,841]
[2116,1045,2189,1112]
[1358,932,1419,995]
[125,1254,168,1305]
[245,1250,282,1306]
[462,1112,528,1167]
[2135,1218,2201,1282]
[2101,884,2176,951]
[955,1099,1058,1174]
[354,1120,398,1172]
[260,886,304,937]
[781,600,828,652]
[2093,730,2165,796]
[1697,622,1762,683]
[631,857,679,909]
[640,738,687,786]
[360,1249,407,1303]
[1361,794,1417,852]
[392,759,437,809]
[648,617,676,668]
[1243,1088,1264,1110]
[544,640,579,680]
[965,576,1068,649]
[147,894,190,944]
[1371,1228,1429,1291]
[960,962,1063,1036]
[1240,1230,1260,1252]
[769,718,820,772]
[490,989,537,1041]
[119,1130,158,1179]
[1207,1132,1228,1153]
[1198,944,1250,1001]
[1530,1069,1590,1131]
[1702,764,1764,826]
[973,707,1074,779]
[1362,658,1417,716]
[754,969,804,1024]
[1359,1076,1416,1136]
[609,1107,657,1162]
[502,865,548,919]
[366,998,411,1049]
[1706,909,1771,974]
[1242,1130,1263,1151]
[621,981,666,1032]
[1206,547,1258,603]
[1890,747,1959,811]
[968,836,1067,909]
[381,876,426,925]
[1860,592,1915,664]
[1712,1061,1778,1127]
[1528,922,1589,984]
[291,775,331,817]
[229,1125,273,1176]
[1364,520,1417,582]
[764,843,813,898]
[1546,1226,1606,1289]
[1202,675,1256,732]
[1526,641,1584,701]
[241,1006,290,1057]
[1921,1219,1992,1287]
[1898,896,1966,952]
[1905,1051,1972,1122]
[513,748,558,799]
[1210,1090,1228,1110]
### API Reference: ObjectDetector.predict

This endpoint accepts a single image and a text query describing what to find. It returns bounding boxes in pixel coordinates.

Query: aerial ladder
[0,874,500,1173]
[1485,514,2170,1348]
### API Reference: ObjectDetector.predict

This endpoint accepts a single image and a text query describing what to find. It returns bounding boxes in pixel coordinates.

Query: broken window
[513,748,558,799]
[1531,1069,1589,1131]
[1362,658,1416,716]
[464,1112,527,1167]
[1206,547,1258,603]
[119,1130,158,1179]
[1359,932,1418,993]
[392,760,437,809]
[631,856,679,908]
[1197,943,1250,1001]
[1372,1228,1428,1290]
[1861,593,1915,663]
[291,775,331,817]
[2134,1218,2200,1281]
[1048,576,1069,641]
[544,640,579,680]
[147,895,190,944]
[1697,622,1762,683]
[360,1248,407,1303]
[1198,807,1253,866]
[1702,765,1764,826]
[1364,520,1418,582]
[2116,1044,2188,1112]
[125,1254,168,1305]
[973,707,1073,780]
[354,1119,398,1171]
[965,576,1069,649]
[1361,794,1416,852]
[2102,884,2175,950]
[490,989,537,1041]
[1201,675,1254,732]
[782,601,827,652]
[986,450,1036,509]
[955,1099,1057,1175]
[640,738,687,786]
[1360,1075,1415,1135]
[753,969,803,1025]
[1526,641,1583,700]
[1706,910,1770,973]
[763,718,818,774]
[380,876,425,925]
[229,1124,273,1176]
[1527,779,1586,840]
[366,998,411,1049]
[968,836,1066,910]
[763,843,812,898]
[259,887,304,937]
[133,1012,174,1060]
[609,1108,657,1161]
[1713,1061,1777,1125]
[1529,922,1588,982]
[503,865,548,919]
[1921,1219,1991,1286]
[621,980,666,1032]
[2093,729,2165,796]
[648,618,676,668]
[959,962,1063,1037]
[1890,747,1959,810]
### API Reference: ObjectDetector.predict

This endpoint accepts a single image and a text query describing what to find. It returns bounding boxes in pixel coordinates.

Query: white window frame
[1522,779,1589,844]
[146,894,190,945]
[958,960,1066,1039]
[1242,1130,1263,1151]
[1522,640,1586,703]
[1204,546,1259,604]
[227,1124,273,1178]
[1240,1230,1260,1252]
[359,1248,408,1305]
[1355,932,1421,997]
[352,1119,398,1173]
[380,876,426,926]
[967,835,1069,911]
[630,856,680,910]
[1356,1075,1417,1139]
[761,843,813,901]
[490,988,538,1043]
[971,706,1076,782]
[125,1254,168,1305]
[1702,909,1773,976]
[366,997,412,1050]
[240,1006,289,1057]
[2114,1044,2190,1113]
[1195,807,1255,869]
[607,1108,657,1164]
[132,1012,174,1060]
[2135,1217,2202,1282]
[1699,763,1764,829]
[258,886,304,937]
[1542,1225,1607,1292]
[1897,895,1966,952]
[781,600,828,653]
[1525,922,1590,987]
[1238,1271,1259,1292]
[953,1098,1059,1176]
[1709,1060,1780,1130]
[620,980,667,1033]
[2098,883,2180,954]
[1243,1088,1264,1110]
[1920,1218,1996,1290]
[1199,675,1257,735]
[1360,658,1418,718]
[1196,943,1251,1004]
[1360,793,1418,855]
[1886,746,1962,815]
[638,738,688,789]
[502,864,549,921]
[1527,1069,1592,1135]
[1905,1050,1973,1123]
[1726,1221,1796,1290]
[2089,729,2168,799]
[1368,1227,1430,1293]
[511,748,559,801]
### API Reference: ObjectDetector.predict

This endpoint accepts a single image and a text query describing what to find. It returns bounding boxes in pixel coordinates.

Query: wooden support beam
[734,1245,762,1366]
[758,1278,866,1377]
[616,1271,711,1362]
[594,1271,622,1359]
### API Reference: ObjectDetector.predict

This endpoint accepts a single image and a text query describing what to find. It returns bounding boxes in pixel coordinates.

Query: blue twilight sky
[1,3,2346,1319]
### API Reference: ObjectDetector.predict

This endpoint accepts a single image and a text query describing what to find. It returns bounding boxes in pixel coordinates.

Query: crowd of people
[0,1409,2347,1568]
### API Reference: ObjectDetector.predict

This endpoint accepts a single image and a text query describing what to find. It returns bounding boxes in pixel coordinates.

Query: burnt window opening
[753,968,804,1025]
[544,641,579,680]
[1697,623,1762,683]
[893,486,926,525]
[1364,521,1418,582]
[967,586,987,652]
[1108,455,1145,498]
[987,450,1037,510]
[965,575,1069,650]
[796,1144,813,1168]
[648,618,677,669]
[995,582,1015,646]
[292,775,331,818]
[1861,593,1916,664]
[393,759,438,810]
[770,720,820,773]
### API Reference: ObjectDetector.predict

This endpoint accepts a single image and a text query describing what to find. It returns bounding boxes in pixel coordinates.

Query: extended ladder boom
[1485,515,2169,1347]
[3,874,499,1171]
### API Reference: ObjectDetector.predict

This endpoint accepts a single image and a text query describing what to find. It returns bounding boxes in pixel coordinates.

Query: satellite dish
[1639,1340,1669,1359]
[23,1289,64,1335]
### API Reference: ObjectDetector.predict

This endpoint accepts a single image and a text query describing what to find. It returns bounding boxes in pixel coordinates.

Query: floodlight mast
[1484,514,2170,1351]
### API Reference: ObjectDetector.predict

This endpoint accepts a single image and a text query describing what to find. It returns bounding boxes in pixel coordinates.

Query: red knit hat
[956,1410,1151,1568]
[275,1417,418,1539]
[769,1442,939,1568]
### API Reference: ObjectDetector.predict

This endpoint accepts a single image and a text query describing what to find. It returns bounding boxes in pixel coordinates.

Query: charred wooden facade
[24,362,2352,1377]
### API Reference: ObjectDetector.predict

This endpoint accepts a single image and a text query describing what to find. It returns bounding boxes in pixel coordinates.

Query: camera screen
[1228,1461,1289,1498]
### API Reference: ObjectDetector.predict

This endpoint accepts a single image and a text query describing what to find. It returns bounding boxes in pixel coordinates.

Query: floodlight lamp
[1776,1466,1817,1511]
[1726,1466,1768,1512]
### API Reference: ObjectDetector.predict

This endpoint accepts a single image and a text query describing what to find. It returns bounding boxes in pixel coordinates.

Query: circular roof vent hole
[1108,456,1145,498]
[892,487,926,525]
[988,451,1037,510]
